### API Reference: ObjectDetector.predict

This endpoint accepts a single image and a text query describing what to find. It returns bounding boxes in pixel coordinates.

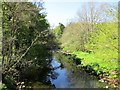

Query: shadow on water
[48,52,110,88]
[22,52,110,89]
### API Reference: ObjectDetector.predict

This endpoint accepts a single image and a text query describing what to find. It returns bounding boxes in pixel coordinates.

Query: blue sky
[44,2,81,28]
[43,0,119,28]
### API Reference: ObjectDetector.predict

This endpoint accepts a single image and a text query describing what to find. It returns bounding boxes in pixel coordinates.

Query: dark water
[49,55,109,88]
[23,53,109,89]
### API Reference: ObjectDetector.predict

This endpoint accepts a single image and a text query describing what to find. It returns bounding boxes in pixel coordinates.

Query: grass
[72,51,118,78]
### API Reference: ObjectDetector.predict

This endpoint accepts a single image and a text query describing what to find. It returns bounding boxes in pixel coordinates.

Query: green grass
[72,51,118,78]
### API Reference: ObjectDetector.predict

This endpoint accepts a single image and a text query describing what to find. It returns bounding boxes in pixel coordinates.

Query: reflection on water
[23,53,109,89]
[49,55,108,88]
[50,59,70,88]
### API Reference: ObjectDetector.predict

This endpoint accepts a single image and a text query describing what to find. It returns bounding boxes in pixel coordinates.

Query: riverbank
[51,52,110,88]
[59,50,120,88]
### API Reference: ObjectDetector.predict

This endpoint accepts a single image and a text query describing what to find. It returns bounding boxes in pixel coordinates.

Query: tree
[2,2,55,89]
[51,23,65,40]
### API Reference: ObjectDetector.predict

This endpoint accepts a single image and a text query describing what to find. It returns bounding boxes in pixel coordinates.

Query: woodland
[0,1,119,89]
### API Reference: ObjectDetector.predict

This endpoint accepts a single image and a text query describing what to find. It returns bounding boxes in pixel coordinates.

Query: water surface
[49,55,108,88]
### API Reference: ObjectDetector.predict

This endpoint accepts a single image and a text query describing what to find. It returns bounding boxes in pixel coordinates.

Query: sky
[42,0,119,28]
[44,2,81,28]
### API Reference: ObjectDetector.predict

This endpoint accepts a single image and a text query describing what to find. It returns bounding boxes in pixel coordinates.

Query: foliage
[52,23,65,40]
[0,83,8,90]
[61,22,118,78]
[58,3,118,79]
[60,21,96,52]
[2,2,56,89]
[73,51,118,78]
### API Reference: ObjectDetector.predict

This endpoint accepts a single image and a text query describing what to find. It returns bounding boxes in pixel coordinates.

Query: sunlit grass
[72,51,118,78]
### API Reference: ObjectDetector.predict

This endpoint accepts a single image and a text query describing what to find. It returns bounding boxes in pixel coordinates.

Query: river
[48,53,108,88]
[22,52,110,89]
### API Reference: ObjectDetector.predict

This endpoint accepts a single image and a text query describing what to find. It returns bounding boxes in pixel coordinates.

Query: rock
[111,71,117,75]
[71,69,74,73]
[105,86,109,88]
[99,79,104,82]
[21,82,24,85]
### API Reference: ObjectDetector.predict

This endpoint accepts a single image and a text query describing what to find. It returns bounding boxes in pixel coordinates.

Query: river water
[23,53,110,89]
[48,53,109,88]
